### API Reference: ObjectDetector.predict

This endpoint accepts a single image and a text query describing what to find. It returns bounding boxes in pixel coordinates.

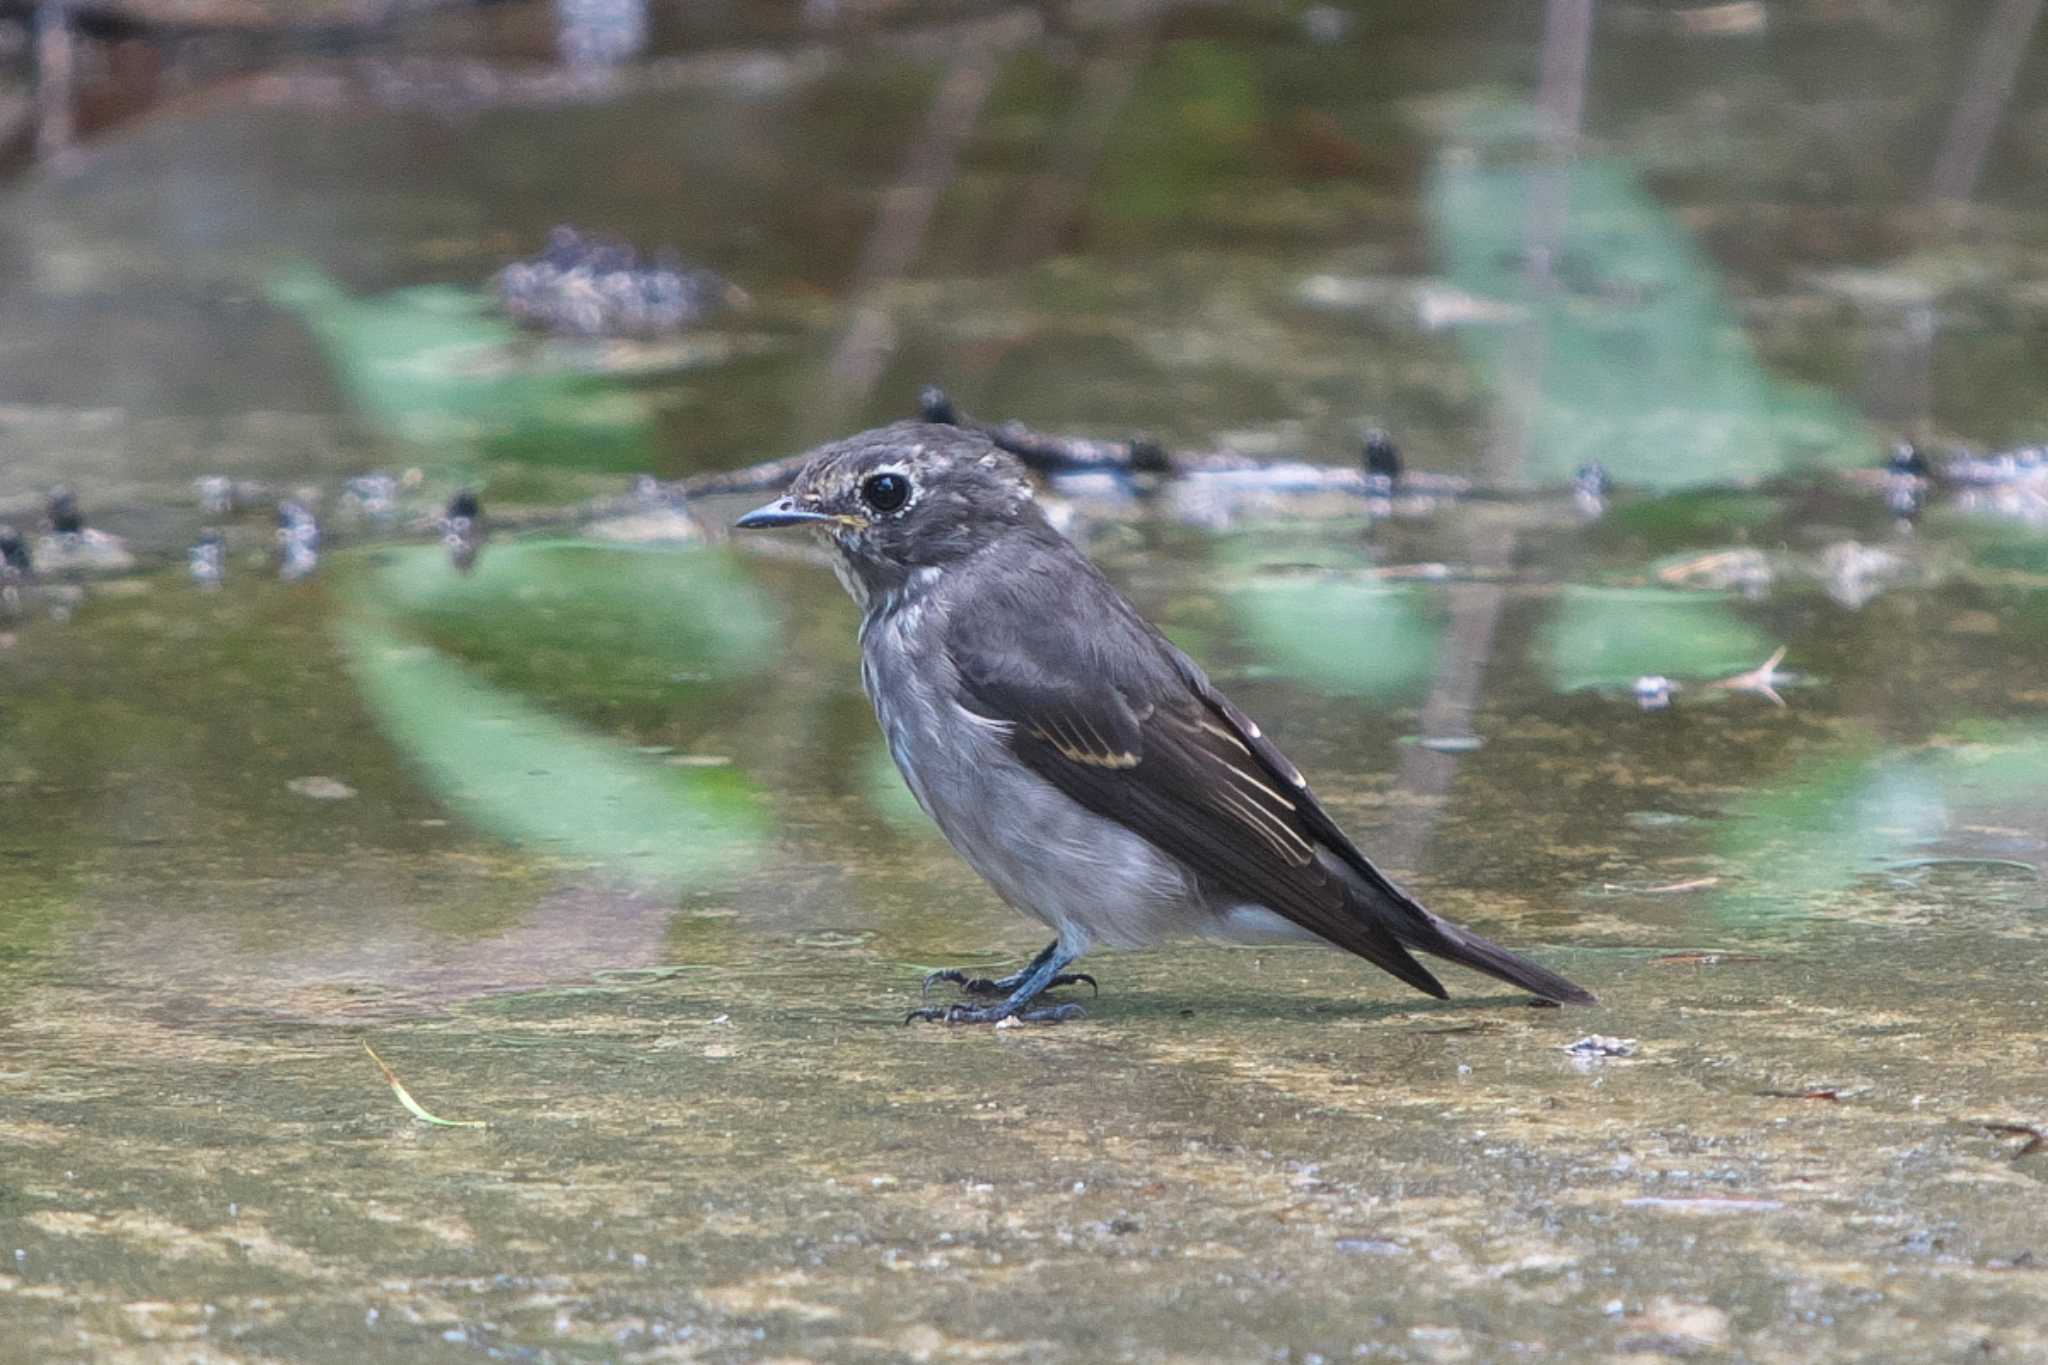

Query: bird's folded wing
[947,607,1448,997]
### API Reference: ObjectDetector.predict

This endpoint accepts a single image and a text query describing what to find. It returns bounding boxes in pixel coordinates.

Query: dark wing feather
[945,541,1595,1006]
[1176,662,1596,1006]
[948,568,1447,998]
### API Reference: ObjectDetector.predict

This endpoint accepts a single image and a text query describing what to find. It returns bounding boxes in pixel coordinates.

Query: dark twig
[680,389,1472,503]
[918,386,1175,477]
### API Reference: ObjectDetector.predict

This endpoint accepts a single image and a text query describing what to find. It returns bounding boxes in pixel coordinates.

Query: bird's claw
[903,1001,1087,1026]
[920,968,996,998]
[922,968,1098,999]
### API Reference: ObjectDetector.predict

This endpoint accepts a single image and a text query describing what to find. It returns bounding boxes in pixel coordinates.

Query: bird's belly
[865,646,1196,952]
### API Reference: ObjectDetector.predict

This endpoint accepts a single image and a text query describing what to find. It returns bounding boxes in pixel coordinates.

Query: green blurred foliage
[268,265,656,470]
[1535,586,1772,691]
[1427,146,1872,487]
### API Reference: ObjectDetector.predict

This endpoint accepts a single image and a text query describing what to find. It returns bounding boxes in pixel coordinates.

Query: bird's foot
[903,1000,1087,1026]
[921,967,1097,999]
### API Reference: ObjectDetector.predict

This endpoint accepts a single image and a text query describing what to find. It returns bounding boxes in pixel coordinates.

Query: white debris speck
[1624,1196,1786,1214]
[1633,675,1678,710]
[1564,1035,1639,1060]
[287,776,357,800]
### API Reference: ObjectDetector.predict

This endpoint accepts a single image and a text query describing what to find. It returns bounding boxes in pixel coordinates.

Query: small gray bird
[737,422,1595,1022]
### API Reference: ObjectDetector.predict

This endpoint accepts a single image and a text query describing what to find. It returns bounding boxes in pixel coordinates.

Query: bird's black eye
[860,472,911,513]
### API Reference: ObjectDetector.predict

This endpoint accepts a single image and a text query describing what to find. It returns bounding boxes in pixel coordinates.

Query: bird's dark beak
[735,496,834,530]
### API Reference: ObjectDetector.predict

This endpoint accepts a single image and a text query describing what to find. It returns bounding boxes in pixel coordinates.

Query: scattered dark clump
[1887,474,1925,525]
[917,385,959,426]
[1,524,29,615]
[1882,441,1929,526]
[492,226,744,338]
[47,487,84,537]
[1125,437,1174,476]
[443,489,484,574]
[1361,428,1401,484]
[696,391,1459,515]
[0,525,31,575]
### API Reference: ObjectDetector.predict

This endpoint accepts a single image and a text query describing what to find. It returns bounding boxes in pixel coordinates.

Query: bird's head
[735,422,1039,606]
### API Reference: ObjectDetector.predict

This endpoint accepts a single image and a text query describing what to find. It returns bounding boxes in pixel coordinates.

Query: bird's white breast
[858,593,1196,953]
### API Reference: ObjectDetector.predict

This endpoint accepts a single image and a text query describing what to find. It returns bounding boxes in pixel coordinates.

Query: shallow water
[4,2,2048,1360]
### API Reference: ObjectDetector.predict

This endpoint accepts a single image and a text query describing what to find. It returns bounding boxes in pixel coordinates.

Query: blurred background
[5,3,2048,1360]
[4,0,2046,998]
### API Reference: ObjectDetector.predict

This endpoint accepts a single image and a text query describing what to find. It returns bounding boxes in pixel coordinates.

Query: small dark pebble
[47,486,83,536]
[918,385,959,426]
[493,225,741,338]
[1887,474,1924,523]
[1362,428,1401,483]
[444,490,484,574]
[1888,440,1931,478]
[0,525,30,574]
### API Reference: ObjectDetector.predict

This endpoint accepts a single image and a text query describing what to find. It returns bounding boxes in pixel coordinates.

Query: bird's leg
[920,940,1096,1000]
[907,943,1093,1024]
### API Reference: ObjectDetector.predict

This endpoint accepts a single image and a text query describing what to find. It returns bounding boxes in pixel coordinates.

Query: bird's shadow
[998,984,1561,1028]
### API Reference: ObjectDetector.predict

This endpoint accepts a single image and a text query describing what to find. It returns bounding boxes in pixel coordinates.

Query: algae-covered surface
[6,1,2048,1360]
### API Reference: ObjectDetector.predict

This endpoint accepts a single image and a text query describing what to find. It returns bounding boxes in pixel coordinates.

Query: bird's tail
[1402,912,1597,1006]
[1335,868,1597,1005]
